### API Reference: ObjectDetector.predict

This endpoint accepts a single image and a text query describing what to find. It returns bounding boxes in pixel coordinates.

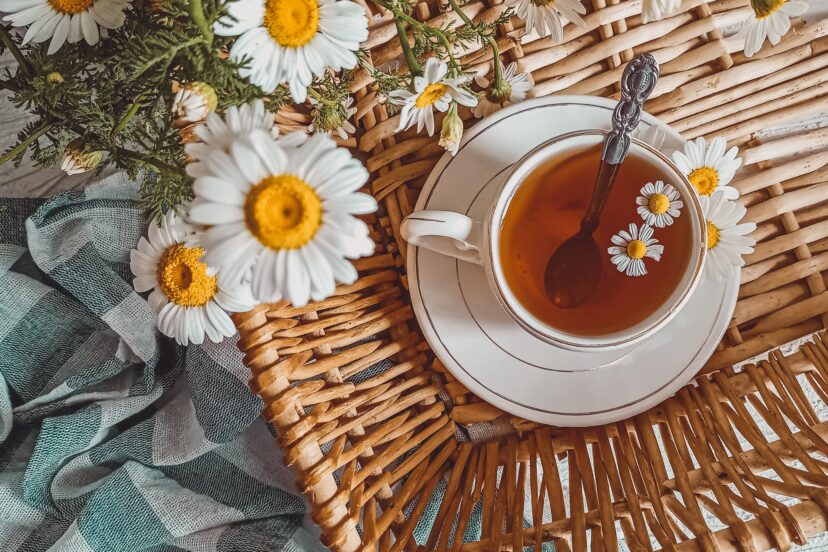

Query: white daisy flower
[388,57,478,137]
[608,223,664,277]
[0,0,129,54]
[214,0,368,103]
[439,103,463,156]
[514,0,586,42]
[636,180,684,228]
[700,191,756,281]
[130,211,256,346]
[641,0,681,23]
[738,0,807,57]
[172,82,217,125]
[473,61,533,119]
[188,130,377,306]
[60,141,103,175]
[671,136,742,199]
[185,99,288,176]
[308,95,357,139]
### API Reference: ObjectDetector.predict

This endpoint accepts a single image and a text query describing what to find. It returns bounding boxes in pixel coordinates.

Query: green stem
[373,0,458,68]
[116,148,180,174]
[189,0,213,42]
[445,0,502,84]
[394,17,421,77]
[0,122,50,166]
[0,25,33,79]
[111,99,143,139]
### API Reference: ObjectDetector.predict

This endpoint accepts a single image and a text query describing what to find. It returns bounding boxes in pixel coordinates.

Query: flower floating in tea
[389,58,478,137]
[738,0,808,57]
[129,211,256,346]
[608,223,664,277]
[700,190,757,281]
[672,137,742,199]
[636,180,683,228]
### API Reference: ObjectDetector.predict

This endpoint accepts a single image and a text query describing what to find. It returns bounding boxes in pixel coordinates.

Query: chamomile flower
[308,95,357,139]
[738,0,807,57]
[700,191,756,281]
[636,181,683,228]
[214,0,368,103]
[439,103,463,156]
[671,136,742,199]
[172,82,217,125]
[61,141,103,175]
[608,223,664,277]
[473,61,533,119]
[185,99,285,176]
[641,0,681,23]
[130,211,255,346]
[188,130,377,306]
[514,0,586,42]
[0,0,129,54]
[389,57,478,137]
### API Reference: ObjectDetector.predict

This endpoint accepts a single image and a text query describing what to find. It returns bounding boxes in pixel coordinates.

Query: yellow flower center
[157,244,218,307]
[626,240,647,260]
[688,167,719,196]
[751,0,785,18]
[263,0,319,48]
[415,83,448,109]
[648,193,670,215]
[244,174,322,249]
[48,0,92,13]
[706,221,720,250]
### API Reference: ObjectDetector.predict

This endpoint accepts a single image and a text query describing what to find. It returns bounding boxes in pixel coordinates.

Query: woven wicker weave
[233,2,828,550]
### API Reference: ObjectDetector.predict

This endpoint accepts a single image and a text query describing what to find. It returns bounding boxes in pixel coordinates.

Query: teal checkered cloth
[0,175,325,551]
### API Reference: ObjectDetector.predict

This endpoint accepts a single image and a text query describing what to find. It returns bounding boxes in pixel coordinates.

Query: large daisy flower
[636,180,683,228]
[473,61,533,119]
[130,211,255,346]
[214,0,368,103]
[700,191,756,281]
[389,57,478,137]
[641,0,681,23]
[188,130,377,306]
[514,0,586,42]
[738,0,807,57]
[672,136,742,199]
[1,0,129,54]
[608,223,664,277]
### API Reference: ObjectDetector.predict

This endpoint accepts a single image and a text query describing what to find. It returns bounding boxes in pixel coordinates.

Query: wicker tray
[233,1,828,549]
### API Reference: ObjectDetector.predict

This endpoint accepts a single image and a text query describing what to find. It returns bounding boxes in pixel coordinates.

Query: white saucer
[407,95,738,427]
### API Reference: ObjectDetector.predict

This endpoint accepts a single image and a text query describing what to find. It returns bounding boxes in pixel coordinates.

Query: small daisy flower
[738,0,807,57]
[188,130,377,306]
[0,0,129,54]
[308,95,357,139]
[700,191,756,281]
[641,0,681,23]
[672,136,742,199]
[636,180,683,228]
[608,223,664,277]
[130,211,256,346]
[388,57,478,137]
[61,141,103,175]
[172,82,217,125]
[214,0,368,103]
[473,61,533,119]
[515,0,586,42]
[185,100,286,177]
[438,103,463,156]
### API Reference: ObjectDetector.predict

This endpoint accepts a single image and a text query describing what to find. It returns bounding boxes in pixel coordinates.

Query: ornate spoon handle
[581,54,660,233]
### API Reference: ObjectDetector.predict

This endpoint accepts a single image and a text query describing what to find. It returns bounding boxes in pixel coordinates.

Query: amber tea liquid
[499,144,693,336]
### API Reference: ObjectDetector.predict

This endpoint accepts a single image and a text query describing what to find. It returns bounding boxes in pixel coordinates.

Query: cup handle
[401,210,483,265]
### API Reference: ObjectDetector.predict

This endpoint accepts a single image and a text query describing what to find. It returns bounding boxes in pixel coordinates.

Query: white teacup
[401,130,707,351]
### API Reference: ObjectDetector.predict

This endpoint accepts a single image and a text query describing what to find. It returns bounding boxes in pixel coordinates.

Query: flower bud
[438,103,463,156]
[46,72,64,84]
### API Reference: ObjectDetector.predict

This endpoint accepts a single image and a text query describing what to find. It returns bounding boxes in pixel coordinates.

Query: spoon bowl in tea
[544,54,660,309]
